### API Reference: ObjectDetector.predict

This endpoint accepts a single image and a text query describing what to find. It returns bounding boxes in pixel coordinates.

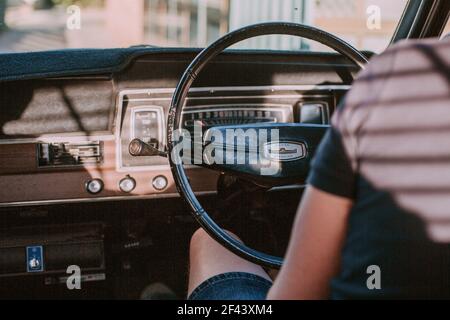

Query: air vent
[37,141,103,167]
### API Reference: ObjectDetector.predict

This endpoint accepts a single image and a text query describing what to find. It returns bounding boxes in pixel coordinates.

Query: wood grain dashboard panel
[0,140,219,206]
[0,85,347,206]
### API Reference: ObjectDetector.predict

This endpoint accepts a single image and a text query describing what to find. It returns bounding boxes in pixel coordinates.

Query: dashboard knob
[119,176,136,193]
[85,179,104,194]
[152,176,168,191]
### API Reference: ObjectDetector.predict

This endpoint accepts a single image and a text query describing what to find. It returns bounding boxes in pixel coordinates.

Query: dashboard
[0,49,355,207]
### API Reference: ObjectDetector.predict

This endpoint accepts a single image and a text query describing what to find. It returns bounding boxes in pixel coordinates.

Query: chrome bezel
[118,176,137,193]
[85,179,104,195]
[152,175,168,191]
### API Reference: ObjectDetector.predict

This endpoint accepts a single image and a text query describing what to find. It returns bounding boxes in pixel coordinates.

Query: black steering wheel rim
[167,22,368,269]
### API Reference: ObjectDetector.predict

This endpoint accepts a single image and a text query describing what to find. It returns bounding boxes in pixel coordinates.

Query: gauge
[85,179,103,194]
[119,176,136,193]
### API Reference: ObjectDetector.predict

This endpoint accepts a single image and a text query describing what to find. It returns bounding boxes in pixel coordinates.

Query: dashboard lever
[129,139,167,157]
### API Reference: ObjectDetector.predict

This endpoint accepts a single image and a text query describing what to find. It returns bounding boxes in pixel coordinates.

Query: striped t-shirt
[308,38,450,299]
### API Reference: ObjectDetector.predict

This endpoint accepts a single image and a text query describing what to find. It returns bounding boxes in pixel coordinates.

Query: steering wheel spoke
[195,123,329,187]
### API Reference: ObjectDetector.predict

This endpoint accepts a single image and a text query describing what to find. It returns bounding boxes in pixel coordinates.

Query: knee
[190,228,210,249]
[190,228,242,252]
[189,228,213,263]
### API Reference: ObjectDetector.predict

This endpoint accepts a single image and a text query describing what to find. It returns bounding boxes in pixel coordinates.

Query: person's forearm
[266,186,352,300]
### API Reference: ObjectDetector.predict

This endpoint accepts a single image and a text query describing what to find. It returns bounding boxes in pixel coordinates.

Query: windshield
[0,0,408,53]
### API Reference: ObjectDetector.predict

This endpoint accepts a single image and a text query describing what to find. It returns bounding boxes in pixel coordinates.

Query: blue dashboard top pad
[0,47,346,83]
[0,47,194,82]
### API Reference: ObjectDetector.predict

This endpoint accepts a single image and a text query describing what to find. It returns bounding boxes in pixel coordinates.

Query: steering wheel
[167,22,368,268]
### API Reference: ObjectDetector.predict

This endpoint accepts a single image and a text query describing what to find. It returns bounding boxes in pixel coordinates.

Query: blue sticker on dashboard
[26,246,44,273]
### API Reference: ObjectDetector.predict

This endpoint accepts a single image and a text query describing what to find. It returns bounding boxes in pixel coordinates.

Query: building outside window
[0,0,409,53]
[144,0,229,47]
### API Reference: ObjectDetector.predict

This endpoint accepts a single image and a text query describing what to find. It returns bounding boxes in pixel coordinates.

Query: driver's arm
[266,49,379,299]
[266,73,370,299]
[267,124,356,300]
[267,186,352,299]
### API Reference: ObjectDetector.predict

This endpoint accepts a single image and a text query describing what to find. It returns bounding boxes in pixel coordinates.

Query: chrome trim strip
[0,191,217,208]
[0,134,115,145]
[0,268,105,279]
[268,184,306,191]
[124,94,332,102]
[182,103,292,113]
[121,85,351,96]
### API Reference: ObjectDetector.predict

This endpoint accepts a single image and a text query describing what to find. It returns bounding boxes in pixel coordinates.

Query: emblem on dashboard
[263,141,307,162]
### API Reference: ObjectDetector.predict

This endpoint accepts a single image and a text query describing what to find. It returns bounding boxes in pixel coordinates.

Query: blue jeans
[188,272,273,300]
